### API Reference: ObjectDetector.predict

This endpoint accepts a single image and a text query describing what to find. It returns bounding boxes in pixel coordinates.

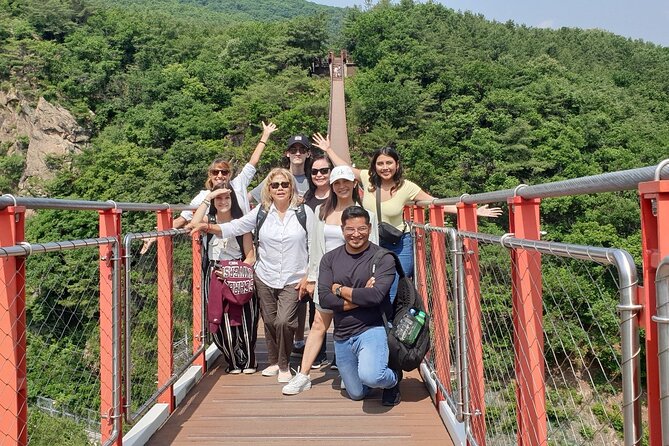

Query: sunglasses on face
[311,167,331,176]
[287,146,309,155]
[210,169,230,176]
[270,181,291,190]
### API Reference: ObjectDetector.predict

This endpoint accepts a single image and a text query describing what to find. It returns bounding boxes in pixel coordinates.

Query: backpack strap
[295,203,308,253]
[202,213,216,272]
[253,206,269,253]
[369,247,405,278]
[295,203,308,234]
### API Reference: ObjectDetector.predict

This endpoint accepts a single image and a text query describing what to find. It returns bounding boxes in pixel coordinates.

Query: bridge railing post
[0,204,28,446]
[428,204,452,400]
[192,233,206,370]
[156,210,175,412]
[507,196,546,446]
[457,202,486,446]
[413,205,429,303]
[99,208,122,446]
[639,178,669,446]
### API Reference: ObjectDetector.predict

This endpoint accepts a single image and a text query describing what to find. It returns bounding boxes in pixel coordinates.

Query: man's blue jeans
[334,326,398,400]
[381,232,414,303]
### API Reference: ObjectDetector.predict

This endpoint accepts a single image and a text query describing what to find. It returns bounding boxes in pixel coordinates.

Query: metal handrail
[458,231,642,446]
[653,256,669,445]
[418,160,669,206]
[0,195,194,212]
[0,237,118,257]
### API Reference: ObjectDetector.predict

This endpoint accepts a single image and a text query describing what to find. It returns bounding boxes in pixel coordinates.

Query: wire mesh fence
[124,230,200,423]
[414,225,462,415]
[471,238,631,445]
[0,241,112,446]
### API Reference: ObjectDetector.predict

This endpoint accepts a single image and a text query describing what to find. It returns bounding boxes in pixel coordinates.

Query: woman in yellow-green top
[313,135,501,299]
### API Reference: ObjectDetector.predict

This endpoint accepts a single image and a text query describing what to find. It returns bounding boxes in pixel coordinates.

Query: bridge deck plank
[147,336,452,445]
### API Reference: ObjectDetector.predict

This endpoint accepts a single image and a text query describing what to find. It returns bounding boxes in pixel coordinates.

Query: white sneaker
[340,376,345,390]
[228,368,242,374]
[282,372,312,395]
[242,367,257,374]
[277,369,293,383]
[261,364,280,376]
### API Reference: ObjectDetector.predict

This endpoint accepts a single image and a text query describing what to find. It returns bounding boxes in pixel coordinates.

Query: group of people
[181,122,501,406]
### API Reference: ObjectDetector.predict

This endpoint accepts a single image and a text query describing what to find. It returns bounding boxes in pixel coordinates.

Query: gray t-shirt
[318,243,396,341]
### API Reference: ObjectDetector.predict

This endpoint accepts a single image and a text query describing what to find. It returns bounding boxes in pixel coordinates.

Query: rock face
[0,88,89,193]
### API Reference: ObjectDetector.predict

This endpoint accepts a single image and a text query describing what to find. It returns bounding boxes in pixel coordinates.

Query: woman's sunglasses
[209,169,230,176]
[311,167,331,176]
[287,146,309,154]
[270,181,291,190]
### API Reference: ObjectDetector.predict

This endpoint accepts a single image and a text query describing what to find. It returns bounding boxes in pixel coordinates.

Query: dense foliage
[2,0,668,442]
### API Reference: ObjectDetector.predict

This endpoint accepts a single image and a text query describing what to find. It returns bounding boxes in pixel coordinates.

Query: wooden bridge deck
[147,334,452,445]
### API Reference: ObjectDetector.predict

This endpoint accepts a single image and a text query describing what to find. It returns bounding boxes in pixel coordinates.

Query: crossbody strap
[375,187,407,234]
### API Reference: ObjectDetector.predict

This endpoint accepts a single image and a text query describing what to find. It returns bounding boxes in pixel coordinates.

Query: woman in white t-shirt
[191,183,256,374]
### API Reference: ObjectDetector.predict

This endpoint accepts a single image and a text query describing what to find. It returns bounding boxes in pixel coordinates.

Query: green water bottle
[405,310,426,346]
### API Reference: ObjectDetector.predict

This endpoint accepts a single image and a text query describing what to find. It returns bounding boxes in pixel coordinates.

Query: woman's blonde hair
[204,158,232,190]
[260,168,299,210]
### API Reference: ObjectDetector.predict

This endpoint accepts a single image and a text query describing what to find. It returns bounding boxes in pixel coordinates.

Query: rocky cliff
[0,89,89,194]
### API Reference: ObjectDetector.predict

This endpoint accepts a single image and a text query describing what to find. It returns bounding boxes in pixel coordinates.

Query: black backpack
[370,248,430,372]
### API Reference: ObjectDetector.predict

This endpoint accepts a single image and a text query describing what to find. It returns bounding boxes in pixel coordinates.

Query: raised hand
[312,132,331,152]
[261,121,278,139]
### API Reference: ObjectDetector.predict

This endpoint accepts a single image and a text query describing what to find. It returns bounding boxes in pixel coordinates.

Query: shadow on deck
[147,336,452,445]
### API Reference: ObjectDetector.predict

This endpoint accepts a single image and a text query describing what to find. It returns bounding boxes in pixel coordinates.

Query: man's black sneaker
[311,354,329,369]
[330,357,338,370]
[382,370,402,406]
[291,341,305,356]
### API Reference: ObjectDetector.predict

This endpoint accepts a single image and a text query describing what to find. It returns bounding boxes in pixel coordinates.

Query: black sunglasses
[270,181,291,190]
[311,167,331,176]
[210,169,230,176]
[287,146,309,154]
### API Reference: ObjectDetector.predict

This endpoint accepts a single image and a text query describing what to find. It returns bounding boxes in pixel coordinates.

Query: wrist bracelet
[202,199,210,206]
[259,140,266,145]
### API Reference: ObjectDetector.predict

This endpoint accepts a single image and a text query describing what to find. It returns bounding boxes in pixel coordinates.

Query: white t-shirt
[208,234,242,261]
[180,163,257,221]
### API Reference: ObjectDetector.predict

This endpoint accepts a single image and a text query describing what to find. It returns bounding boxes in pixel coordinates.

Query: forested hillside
[1,0,669,443]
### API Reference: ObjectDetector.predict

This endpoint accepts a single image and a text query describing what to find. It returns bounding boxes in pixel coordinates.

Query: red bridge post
[99,208,122,445]
[192,232,205,370]
[639,179,669,446]
[0,205,28,446]
[508,196,546,446]
[457,202,486,446]
[429,203,451,397]
[156,210,175,411]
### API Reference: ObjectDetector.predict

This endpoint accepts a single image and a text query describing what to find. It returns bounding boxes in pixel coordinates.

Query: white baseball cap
[329,165,355,184]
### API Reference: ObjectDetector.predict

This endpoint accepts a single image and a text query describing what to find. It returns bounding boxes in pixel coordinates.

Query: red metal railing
[1,161,668,445]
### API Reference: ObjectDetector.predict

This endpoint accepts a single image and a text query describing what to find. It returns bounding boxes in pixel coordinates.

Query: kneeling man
[318,206,402,405]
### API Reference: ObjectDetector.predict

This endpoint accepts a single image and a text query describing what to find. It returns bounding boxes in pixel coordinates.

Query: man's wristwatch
[335,285,343,297]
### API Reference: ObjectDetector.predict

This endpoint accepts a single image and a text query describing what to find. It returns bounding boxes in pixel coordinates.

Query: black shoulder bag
[375,187,406,246]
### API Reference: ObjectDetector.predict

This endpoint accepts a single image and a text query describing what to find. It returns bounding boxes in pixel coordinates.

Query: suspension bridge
[1,51,668,446]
